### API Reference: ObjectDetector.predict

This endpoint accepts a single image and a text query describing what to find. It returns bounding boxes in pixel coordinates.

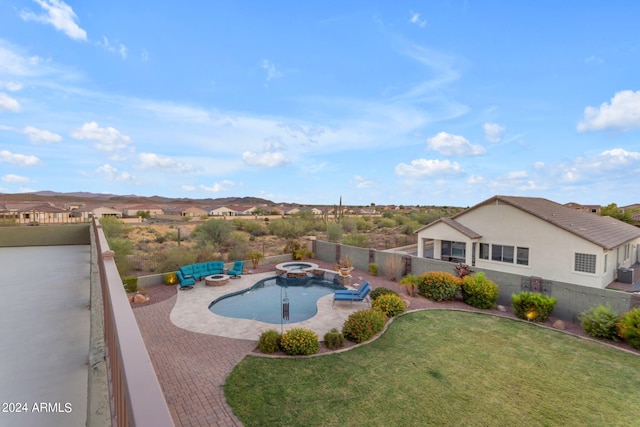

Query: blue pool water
[209,276,344,324]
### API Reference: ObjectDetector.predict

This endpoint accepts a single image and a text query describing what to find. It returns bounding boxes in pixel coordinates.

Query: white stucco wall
[417,202,639,288]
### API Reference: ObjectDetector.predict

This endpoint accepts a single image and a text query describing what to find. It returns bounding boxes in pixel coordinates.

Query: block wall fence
[312,240,638,323]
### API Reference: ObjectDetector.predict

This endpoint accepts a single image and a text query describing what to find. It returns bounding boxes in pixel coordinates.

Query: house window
[442,240,466,260]
[492,244,514,263]
[604,253,608,273]
[624,244,630,260]
[575,253,596,274]
[516,247,529,265]
[479,243,490,260]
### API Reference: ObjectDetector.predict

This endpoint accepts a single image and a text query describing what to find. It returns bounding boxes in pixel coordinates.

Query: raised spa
[208,276,344,324]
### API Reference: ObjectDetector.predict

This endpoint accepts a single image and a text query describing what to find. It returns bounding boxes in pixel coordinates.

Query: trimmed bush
[511,292,557,322]
[461,272,499,309]
[163,272,178,286]
[280,328,319,356]
[122,276,138,293]
[617,308,640,349]
[372,293,406,317]
[368,263,379,276]
[370,287,398,301]
[258,329,281,354]
[579,305,620,340]
[323,328,345,350]
[417,272,461,302]
[342,308,387,343]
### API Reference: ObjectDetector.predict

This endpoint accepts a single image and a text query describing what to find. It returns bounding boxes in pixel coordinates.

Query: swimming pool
[208,276,345,324]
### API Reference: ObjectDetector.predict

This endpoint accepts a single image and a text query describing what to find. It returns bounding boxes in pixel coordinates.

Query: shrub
[163,272,178,285]
[372,293,406,317]
[326,223,343,242]
[461,272,499,309]
[399,274,419,297]
[258,329,281,354]
[122,276,138,293]
[342,308,387,343]
[383,255,404,281]
[417,272,461,302]
[580,305,619,340]
[342,233,369,248]
[617,308,640,349]
[368,263,379,276]
[280,328,319,355]
[370,287,398,301]
[511,292,557,322]
[323,328,345,350]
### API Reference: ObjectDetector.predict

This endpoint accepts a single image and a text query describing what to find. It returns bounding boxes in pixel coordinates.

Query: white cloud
[409,11,427,27]
[242,151,289,167]
[2,174,30,183]
[467,175,485,184]
[0,150,40,166]
[181,185,196,191]
[23,126,63,143]
[395,158,463,178]
[507,171,528,179]
[577,90,640,132]
[200,180,234,193]
[559,148,640,183]
[483,123,505,142]
[585,55,604,64]
[427,132,485,156]
[1,81,23,91]
[71,122,132,151]
[352,175,374,189]
[261,59,283,82]
[20,0,87,41]
[0,92,21,112]
[97,36,127,60]
[534,161,545,169]
[138,152,193,172]
[96,164,134,181]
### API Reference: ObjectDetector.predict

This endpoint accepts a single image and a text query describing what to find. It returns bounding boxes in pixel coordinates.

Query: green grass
[225,310,640,427]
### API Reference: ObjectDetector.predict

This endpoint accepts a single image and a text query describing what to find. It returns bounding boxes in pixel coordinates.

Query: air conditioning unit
[617,268,634,284]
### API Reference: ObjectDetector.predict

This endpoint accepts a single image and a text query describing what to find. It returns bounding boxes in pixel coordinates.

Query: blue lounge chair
[333,281,371,307]
[176,270,195,290]
[228,261,244,279]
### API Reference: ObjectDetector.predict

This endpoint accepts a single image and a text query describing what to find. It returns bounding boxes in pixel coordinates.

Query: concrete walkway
[0,245,90,427]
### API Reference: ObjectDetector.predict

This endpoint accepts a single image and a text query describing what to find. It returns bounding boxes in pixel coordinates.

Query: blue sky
[1,1,639,207]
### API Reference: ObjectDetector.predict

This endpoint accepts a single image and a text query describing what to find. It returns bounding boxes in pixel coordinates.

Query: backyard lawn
[225,310,640,426]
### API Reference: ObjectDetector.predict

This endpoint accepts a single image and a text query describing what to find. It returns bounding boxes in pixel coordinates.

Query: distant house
[15,203,71,224]
[227,205,256,216]
[416,195,640,289]
[93,206,123,218]
[123,204,165,217]
[564,202,601,214]
[358,207,377,215]
[205,205,236,216]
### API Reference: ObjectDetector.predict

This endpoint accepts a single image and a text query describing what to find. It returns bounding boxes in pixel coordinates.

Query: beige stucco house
[416,195,640,289]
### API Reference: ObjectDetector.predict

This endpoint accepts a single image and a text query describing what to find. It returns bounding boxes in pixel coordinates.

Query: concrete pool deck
[170,271,369,340]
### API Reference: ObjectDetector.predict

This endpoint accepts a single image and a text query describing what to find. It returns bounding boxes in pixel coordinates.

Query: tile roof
[464,195,640,250]
[440,217,482,239]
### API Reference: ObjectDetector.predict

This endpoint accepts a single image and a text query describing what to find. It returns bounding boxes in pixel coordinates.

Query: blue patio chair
[332,281,371,307]
[176,270,195,290]
[228,261,244,279]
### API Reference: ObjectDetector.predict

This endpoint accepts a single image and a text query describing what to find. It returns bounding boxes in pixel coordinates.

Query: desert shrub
[417,272,461,302]
[453,263,474,279]
[268,218,306,238]
[122,276,138,293]
[258,329,281,354]
[280,328,319,355]
[342,308,387,343]
[617,308,640,349]
[323,328,345,350]
[372,293,406,317]
[370,287,398,301]
[511,292,557,322]
[399,273,419,297]
[157,247,198,273]
[461,272,499,309]
[368,263,379,276]
[376,217,396,229]
[383,255,404,281]
[192,219,232,249]
[579,305,619,340]
[326,223,343,242]
[341,217,357,233]
[355,217,372,231]
[342,233,369,248]
[163,272,178,285]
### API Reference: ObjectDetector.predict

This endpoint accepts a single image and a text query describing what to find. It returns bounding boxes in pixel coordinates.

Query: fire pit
[205,274,230,286]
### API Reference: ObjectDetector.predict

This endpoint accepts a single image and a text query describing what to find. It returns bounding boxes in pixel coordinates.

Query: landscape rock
[552,319,565,330]
[497,305,507,312]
